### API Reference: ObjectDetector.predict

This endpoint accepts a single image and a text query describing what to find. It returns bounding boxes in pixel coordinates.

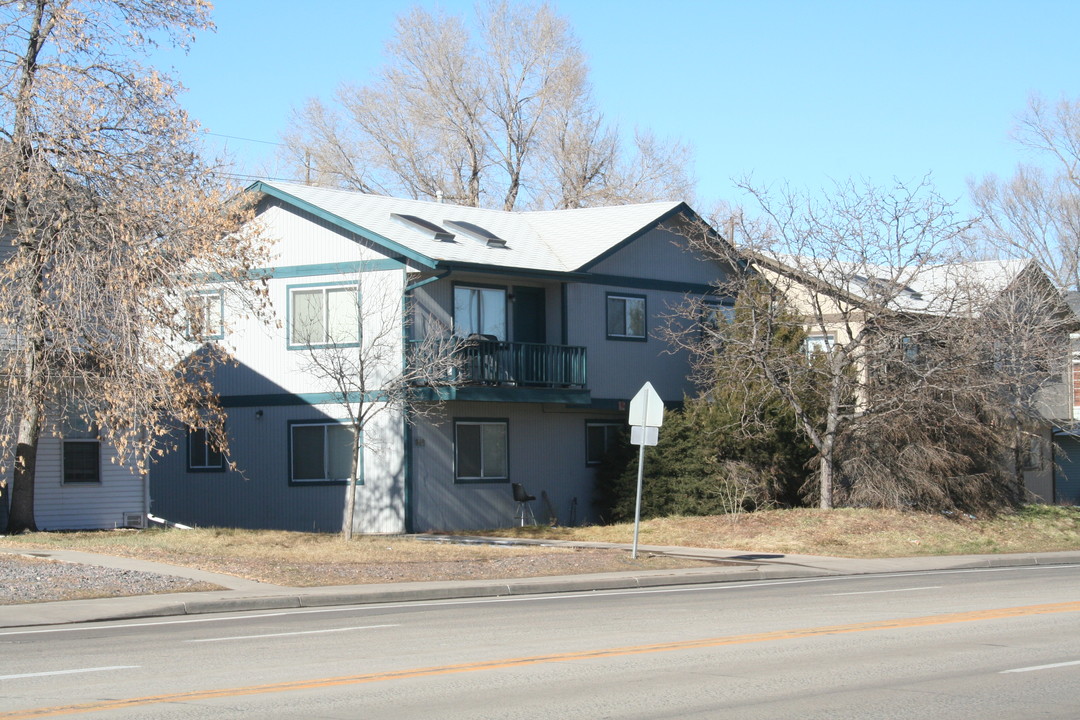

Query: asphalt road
[3,565,1080,719]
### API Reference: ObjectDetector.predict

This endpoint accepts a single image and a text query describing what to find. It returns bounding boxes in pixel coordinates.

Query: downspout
[401,273,413,534]
[140,410,150,525]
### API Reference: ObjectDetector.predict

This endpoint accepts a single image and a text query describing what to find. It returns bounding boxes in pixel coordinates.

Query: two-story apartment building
[148,181,733,533]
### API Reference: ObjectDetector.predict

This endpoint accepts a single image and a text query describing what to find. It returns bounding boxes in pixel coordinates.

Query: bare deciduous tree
[675,178,1073,514]
[282,1,694,211]
[293,273,461,540]
[0,1,269,532]
[672,178,983,509]
[970,94,1080,292]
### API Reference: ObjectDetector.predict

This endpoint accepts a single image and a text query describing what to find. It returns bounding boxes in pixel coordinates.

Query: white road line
[0,665,138,681]
[185,623,399,643]
[1001,660,1080,674]
[827,586,941,596]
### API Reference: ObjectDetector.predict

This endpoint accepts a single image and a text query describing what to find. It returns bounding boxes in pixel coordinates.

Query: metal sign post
[628,382,663,559]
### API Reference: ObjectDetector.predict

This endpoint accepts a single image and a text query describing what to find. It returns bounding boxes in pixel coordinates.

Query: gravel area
[0,554,218,605]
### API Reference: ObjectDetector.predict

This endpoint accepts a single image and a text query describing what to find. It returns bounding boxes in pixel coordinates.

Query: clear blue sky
[153,0,1080,215]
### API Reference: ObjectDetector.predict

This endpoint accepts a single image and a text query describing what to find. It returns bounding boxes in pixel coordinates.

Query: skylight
[391,213,455,242]
[444,219,508,248]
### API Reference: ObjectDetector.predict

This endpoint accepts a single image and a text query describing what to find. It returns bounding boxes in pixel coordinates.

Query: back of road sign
[628,382,664,428]
[630,425,659,446]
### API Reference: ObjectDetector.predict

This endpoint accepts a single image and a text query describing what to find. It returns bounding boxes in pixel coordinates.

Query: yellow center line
[5,600,1078,719]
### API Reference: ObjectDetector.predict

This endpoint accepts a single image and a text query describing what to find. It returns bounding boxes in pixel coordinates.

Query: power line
[200,130,286,147]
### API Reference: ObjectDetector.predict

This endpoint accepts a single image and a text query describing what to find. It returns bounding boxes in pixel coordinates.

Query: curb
[4,550,1079,630]
[0,565,830,629]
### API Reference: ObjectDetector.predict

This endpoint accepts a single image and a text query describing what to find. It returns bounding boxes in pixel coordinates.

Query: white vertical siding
[30,434,145,530]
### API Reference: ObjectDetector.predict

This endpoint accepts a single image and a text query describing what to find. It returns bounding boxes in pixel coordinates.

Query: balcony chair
[512,482,537,526]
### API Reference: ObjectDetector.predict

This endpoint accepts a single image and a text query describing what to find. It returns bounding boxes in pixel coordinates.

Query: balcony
[408,338,589,404]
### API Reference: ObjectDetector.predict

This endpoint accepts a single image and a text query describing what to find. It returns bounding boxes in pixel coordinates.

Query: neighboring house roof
[754,252,1040,316]
[1065,290,1080,318]
[250,180,691,274]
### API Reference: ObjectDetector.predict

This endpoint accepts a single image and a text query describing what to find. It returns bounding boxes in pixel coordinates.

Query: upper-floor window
[289,284,359,348]
[606,293,646,341]
[188,427,224,472]
[900,336,920,363]
[700,300,735,346]
[185,291,223,341]
[805,334,834,359]
[454,285,506,340]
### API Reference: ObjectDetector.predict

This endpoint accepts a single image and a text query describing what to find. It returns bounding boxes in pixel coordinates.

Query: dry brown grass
[487,506,1080,558]
[3,506,1078,590]
[0,527,707,586]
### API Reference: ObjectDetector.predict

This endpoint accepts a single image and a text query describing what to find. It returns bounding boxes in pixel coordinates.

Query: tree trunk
[818,363,844,510]
[342,423,361,541]
[816,453,833,509]
[7,403,41,533]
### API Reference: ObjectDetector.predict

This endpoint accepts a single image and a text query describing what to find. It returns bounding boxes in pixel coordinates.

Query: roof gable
[249,180,689,275]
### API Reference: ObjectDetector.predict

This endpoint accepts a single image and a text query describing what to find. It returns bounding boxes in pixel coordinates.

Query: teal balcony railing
[410,338,587,389]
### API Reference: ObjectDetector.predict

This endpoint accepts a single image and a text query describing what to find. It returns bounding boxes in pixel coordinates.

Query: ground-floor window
[290,421,356,484]
[63,440,100,483]
[585,421,624,466]
[187,427,224,471]
[454,419,508,482]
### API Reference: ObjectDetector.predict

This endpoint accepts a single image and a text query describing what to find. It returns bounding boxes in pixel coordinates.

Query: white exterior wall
[214,204,407,398]
[150,202,411,533]
[30,434,145,531]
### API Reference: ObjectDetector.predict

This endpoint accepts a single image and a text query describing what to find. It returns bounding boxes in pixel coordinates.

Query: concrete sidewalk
[3,542,1080,630]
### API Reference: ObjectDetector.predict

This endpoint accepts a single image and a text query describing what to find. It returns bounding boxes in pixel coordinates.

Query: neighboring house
[148,181,733,533]
[1053,291,1080,504]
[2,427,147,531]
[750,253,1076,503]
[0,234,147,531]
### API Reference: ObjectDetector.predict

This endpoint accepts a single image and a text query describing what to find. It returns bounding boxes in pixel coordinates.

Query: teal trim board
[412,386,591,405]
[219,391,388,407]
[254,259,407,279]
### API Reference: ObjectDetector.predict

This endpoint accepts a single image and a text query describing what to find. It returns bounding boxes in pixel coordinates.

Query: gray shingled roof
[254,180,687,273]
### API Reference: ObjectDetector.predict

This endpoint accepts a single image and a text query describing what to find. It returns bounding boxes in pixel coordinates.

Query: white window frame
[805,334,835,359]
[606,293,647,340]
[453,284,507,340]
